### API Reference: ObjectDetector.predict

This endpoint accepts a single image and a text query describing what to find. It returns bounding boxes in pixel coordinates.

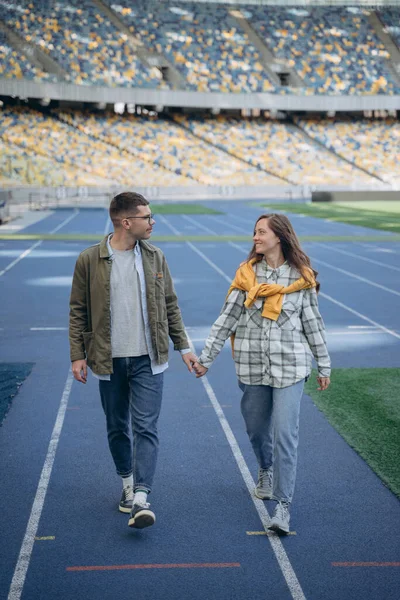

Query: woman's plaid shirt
[198,259,331,388]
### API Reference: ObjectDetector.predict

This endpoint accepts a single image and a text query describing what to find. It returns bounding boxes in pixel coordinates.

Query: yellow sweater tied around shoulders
[226,259,316,354]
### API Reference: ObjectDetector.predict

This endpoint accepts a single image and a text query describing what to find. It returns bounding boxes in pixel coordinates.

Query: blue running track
[0,202,399,600]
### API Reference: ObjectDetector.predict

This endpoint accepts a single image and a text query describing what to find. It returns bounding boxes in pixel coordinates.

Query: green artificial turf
[0,363,34,425]
[1,234,400,243]
[258,202,400,234]
[305,368,400,498]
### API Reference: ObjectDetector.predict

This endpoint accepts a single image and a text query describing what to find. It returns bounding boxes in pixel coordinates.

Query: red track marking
[332,562,400,567]
[67,563,241,572]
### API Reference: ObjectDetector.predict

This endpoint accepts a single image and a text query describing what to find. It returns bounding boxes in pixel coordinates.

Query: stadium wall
[1,80,399,112]
[2,183,398,210]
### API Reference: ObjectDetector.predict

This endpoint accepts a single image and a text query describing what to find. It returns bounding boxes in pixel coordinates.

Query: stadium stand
[54,109,283,185]
[377,8,400,51]
[1,2,399,95]
[0,138,109,186]
[247,6,399,94]
[294,115,400,187]
[0,0,165,88]
[0,107,192,186]
[1,105,394,188]
[173,114,376,185]
[102,0,276,93]
[0,29,55,82]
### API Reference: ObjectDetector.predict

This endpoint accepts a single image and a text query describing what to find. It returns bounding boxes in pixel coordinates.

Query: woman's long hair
[247,213,320,291]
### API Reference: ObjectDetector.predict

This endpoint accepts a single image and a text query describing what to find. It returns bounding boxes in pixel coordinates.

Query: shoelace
[259,469,273,487]
[123,485,134,501]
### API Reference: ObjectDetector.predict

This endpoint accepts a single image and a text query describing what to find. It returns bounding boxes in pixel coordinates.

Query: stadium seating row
[1,107,395,188]
[0,2,399,94]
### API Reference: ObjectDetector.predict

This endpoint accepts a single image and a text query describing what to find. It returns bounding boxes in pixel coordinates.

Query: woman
[194,214,331,534]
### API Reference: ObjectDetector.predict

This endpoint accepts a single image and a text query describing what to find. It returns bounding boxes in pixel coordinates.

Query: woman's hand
[193,362,208,378]
[317,376,330,391]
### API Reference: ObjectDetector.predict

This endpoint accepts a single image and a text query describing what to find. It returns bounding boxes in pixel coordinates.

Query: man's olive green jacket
[69,236,189,374]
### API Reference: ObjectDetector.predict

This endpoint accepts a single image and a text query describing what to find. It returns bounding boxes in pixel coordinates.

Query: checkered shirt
[198,259,331,388]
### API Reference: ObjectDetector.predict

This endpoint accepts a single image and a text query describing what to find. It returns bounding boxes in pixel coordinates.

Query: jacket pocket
[156,320,169,355]
[82,331,95,365]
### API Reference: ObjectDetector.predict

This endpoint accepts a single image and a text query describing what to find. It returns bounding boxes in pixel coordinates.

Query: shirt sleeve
[198,289,244,369]
[301,288,331,378]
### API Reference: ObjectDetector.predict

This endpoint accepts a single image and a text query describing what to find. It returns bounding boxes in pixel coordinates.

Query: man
[69,191,197,529]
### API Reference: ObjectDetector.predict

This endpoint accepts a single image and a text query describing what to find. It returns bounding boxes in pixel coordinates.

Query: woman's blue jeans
[99,356,163,494]
[239,379,305,503]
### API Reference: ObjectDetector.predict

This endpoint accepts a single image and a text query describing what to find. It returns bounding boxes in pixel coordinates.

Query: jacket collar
[99,235,156,258]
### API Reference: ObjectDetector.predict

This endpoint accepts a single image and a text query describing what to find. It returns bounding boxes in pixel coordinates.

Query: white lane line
[30,327,67,331]
[328,330,383,336]
[319,293,400,341]
[182,215,217,235]
[7,369,74,600]
[187,242,231,283]
[311,256,400,298]
[0,210,79,278]
[228,242,400,341]
[207,215,248,234]
[186,331,306,600]
[0,241,42,278]
[157,214,182,236]
[229,214,257,225]
[50,209,79,234]
[314,242,400,273]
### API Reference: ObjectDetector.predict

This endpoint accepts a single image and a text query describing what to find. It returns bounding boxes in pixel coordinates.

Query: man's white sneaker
[268,501,290,534]
[254,468,273,500]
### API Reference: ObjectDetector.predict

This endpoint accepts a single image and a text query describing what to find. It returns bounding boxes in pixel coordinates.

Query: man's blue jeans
[239,379,305,503]
[99,356,163,493]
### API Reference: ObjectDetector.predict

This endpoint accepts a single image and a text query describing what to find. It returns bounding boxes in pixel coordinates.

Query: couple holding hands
[69,192,330,535]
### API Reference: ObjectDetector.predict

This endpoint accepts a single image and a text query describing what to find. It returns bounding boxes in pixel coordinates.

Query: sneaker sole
[268,522,290,535]
[119,505,132,514]
[128,510,155,529]
[254,489,273,500]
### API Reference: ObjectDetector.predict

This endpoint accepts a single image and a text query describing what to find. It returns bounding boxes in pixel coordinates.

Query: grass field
[2,233,400,242]
[334,201,400,214]
[305,368,400,498]
[258,201,400,234]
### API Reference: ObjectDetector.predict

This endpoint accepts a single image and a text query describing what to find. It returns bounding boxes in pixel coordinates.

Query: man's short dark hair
[109,192,149,225]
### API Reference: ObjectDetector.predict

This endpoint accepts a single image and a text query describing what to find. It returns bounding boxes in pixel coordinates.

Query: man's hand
[72,359,87,384]
[317,376,330,391]
[181,352,198,373]
[193,361,208,379]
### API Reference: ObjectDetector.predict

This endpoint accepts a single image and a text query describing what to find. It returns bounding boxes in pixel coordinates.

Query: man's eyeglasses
[124,214,154,224]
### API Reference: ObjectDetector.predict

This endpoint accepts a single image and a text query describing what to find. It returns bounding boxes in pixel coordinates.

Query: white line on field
[185,330,306,600]
[30,327,68,331]
[0,210,79,278]
[7,369,74,600]
[314,242,400,273]
[182,215,217,235]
